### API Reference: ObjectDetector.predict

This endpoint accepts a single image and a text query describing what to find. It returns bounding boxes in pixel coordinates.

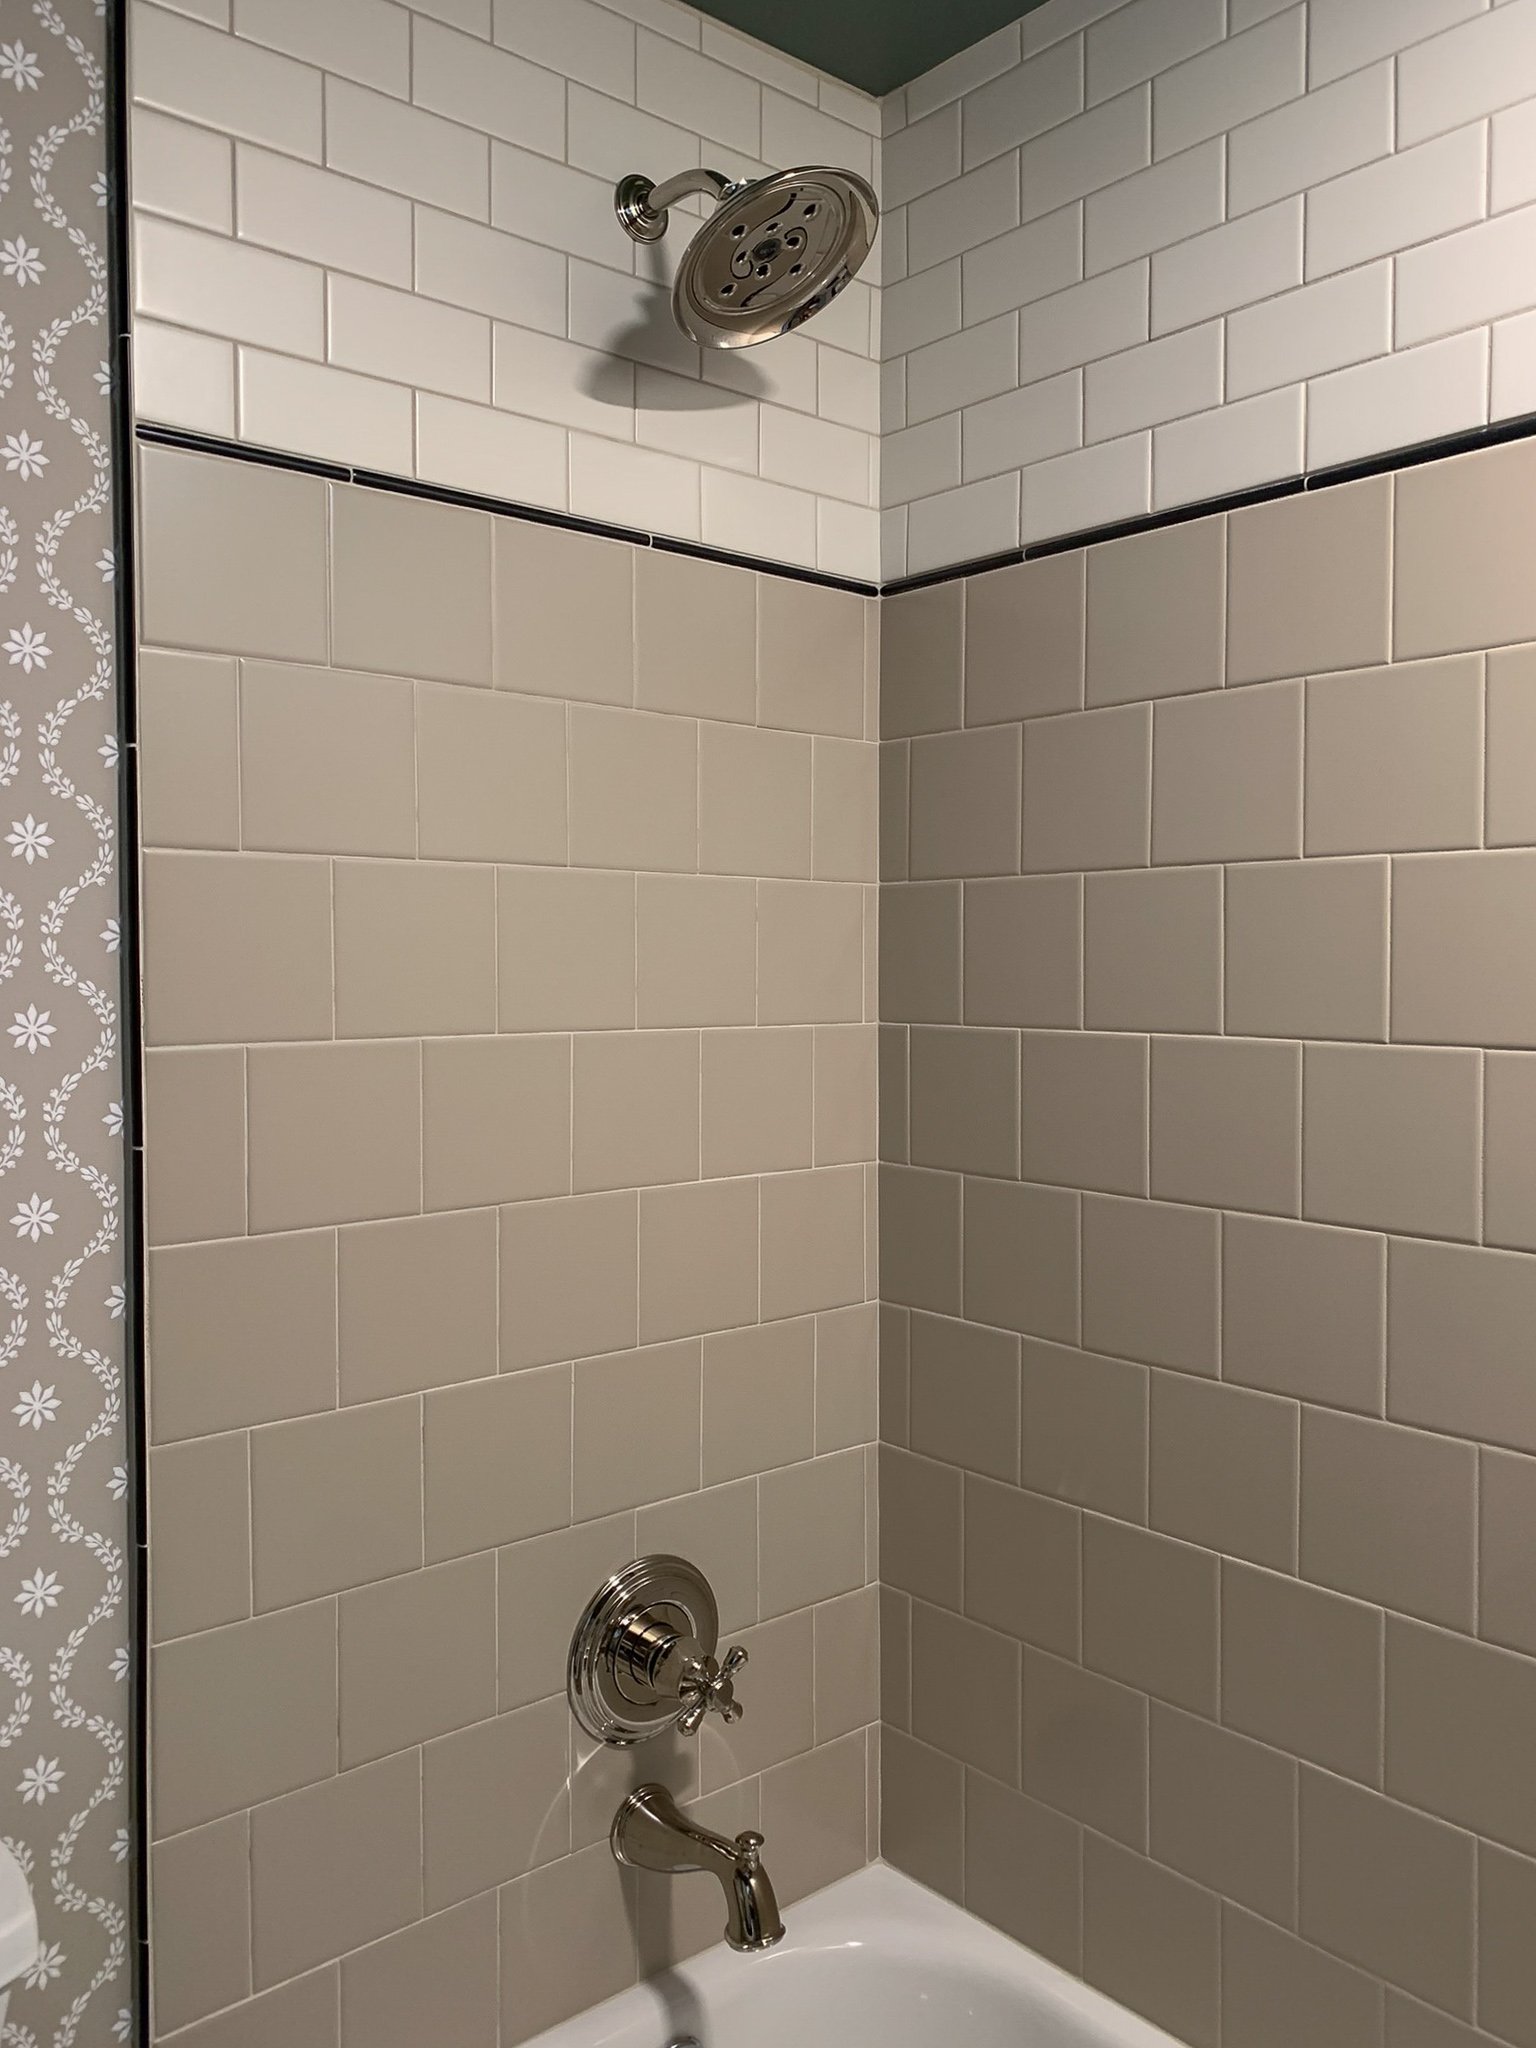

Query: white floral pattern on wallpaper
[0,3,128,2046]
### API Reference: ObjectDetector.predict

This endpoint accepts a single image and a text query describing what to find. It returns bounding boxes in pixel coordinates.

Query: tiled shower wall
[137,443,880,2048]
[881,0,1536,577]
[127,0,881,579]
[878,434,1536,2046]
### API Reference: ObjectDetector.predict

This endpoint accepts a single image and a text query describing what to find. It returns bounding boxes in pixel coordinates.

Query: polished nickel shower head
[615,164,879,349]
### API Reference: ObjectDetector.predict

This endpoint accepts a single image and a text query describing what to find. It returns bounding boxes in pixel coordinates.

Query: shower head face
[672,166,879,349]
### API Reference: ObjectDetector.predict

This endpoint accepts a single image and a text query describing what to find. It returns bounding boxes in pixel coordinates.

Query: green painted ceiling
[695,1,1048,98]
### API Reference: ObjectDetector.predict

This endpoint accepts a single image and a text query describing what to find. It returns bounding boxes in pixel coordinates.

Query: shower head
[614,165,879,349]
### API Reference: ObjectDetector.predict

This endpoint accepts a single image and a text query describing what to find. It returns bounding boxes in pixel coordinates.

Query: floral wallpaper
[0,2,131,2044]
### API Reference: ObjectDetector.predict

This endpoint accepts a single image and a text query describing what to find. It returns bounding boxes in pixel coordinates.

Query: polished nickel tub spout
[613,1784,784,1953]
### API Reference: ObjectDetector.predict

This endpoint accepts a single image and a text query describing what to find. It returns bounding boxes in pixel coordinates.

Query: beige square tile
[240,662,416,857]
[1084,1837,1220,2046]
[911,1600,1021,1783]
[881,881,962,1022]
[702,1316,814,1485]
[880,1165,962,1316]
[909,1311,1020,1485]
[1152,1035,1300,1215]
[423,1699,569,1911]
[1303,1410,1475,1630]
[881,1024,910,1164]
[1084,865,1221,1034]
[760,1447,867,1616]
[152,1601,337,1837]
[759,879,865,1023]
[909,726,1022,879]
[1021,1338,1148,1523]
[1151,1707,1296,1927]
[499,1842,636,2046]
[881,1728,964,1899]
[494,517,633,705]
[139,444,328,661]
[1480,1841,1536,2048]
[149,1230,336,1444]
[568,704,698,873]
[908,1026,1018,1178]
[1083,1516,1217,1716]
[1304,1043,1480,1240]
[332,484,492,684]
[425,1366,571,1561]
[1228,474,1391,685]
[140,648,239,850]
[1384,1996,1479,2046]
[964,874,1083,1027]
[500,1192,638,1372]
[636,874,756,1026]
[965,1474,1079,1658]
[143,851,331,1045]
[1087,514,1224,708]
[497,1515,636,1713]
[1306,656,1484,855]
[965,1774,1082,1972]
[1223,1213,1385,1412]
[880,1300,911,1446]
[699,722,812,877]
[761,1732,868,1904]
[144,1046,245,1245]
[963,1175,1080,1345]
[1023,1647,1148,1848]
[638,1177,759,1343]
[334,859,495,1038]
[758,574,866,738]
[882,1583,912,1727]
[813,1024,877,1165]
[881,738,910,880]
[1081,1192,1219,1375]
[248,1041,421,1231]
[1391,850,1536,1048]
[1226,857,1389,1042]
[815,1302,878,1452]
[1486,643,1536,847]
[422,1036,570,1212]
[417,683,568,863]
[1223,1563,1382,1783]
[1389,1237,1536,1454]
[881,582,963,738]
[151,1432,251,1643]
[153,1814,251,2034]
[1222,1907,1385,2048]
[573,1339,701,1518]
[701,1028,813,1176]
[252,1398,421,1610]
[1395,437,1536,661]
[497,868,635,1032]
[252,1751,422,1986]
[341,1896,498,2048]
[697,1606,815,1791]
[635,1477,758,1638]
[813,1583,879,1737]
[760,1164,866,1318]
[812,737,878,881]
[879,1445,963,1609]
[1022,1030,1148,1195]
[1153,680,1302,865]
[573,1030,699,1191]
[966,553,1085,725]
[1023,703,1151,873]
[1151,1371,1296,1571]
[636,550,755,721]
[340,1555,496,1766]
[1387,1613,1536,1857]
[1481,1447,1536,1657]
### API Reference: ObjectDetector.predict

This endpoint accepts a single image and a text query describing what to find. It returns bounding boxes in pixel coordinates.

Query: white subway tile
[906,313,1019,424]
[907,23,1022,122]
[634,366,758,471]
[1020,260,1148,381]
[762,405,872,504]
[492,0,636,101]
[568,259,700,379]
[329,274,491,400]
[1023,0,1137,56]
[1226,261,1392,399]
[566,84,700,187]
[881,205,909,287]
[416,392,569,505]
[133,108,232,232]
[412,17,564,158]
[1492,98,1536,210]
[1306,125,1487,278]
[1151,196,1303,334]
[135,213,324,354]
[1021,84,1150,220]
[413,209,566,332]
[1229,0,1294,21]
[962,203,1083,324]
[1399,1,1536,145]
[232,0,408,95]
[236,146,412,284]
[761,93,876,186]
[883,261,961,356]
[154,0,231,23]
[133,2,321,158]
[883,413,962,504]
[820,79,882,140]
[1085,321,1222,440]
[701,467,815,563]
[963,38,1083,170]
[1492,305,1536,416]
[133,318,235,433]
[494,321,635,435]
[1083,136,1222,275]
[962,369,1082,480]
[1086,0,1224,107]
[1152,6,1304,158]
[238,347,414,468]
[704,332,819,415]
[882,92,910,138]
[1021,430,1150,541]
[882,355,908,433]
[818,347,880,433]
[1307,331,1489,469]
[603,0,700,47]
[699,21,815,101]
[881,504,909,581]
[907,152,1020,273]
[1228,60,1393,216]
[884,104,961,208]
[1396,202,1536,345]
[635,30,761,154]
[412,0,491,30]
[326,79,488,218]
[817,499,880,582]
[576,432,701,536]
[1151,384,1303,507]
[907,473,1020,571]
[1309,0,1488,90]
[491,142,628,270]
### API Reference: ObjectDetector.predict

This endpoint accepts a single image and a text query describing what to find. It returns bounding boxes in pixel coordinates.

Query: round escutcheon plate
[567,1555,720,1747]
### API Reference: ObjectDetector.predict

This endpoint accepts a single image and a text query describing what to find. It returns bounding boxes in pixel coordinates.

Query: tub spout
[612,1784,784,1953]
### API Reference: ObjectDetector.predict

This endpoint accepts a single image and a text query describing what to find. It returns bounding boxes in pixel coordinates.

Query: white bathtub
[525,1862,1182,2048]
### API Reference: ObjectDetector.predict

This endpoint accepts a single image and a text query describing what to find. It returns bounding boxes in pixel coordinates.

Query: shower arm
[615,167,737,243]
